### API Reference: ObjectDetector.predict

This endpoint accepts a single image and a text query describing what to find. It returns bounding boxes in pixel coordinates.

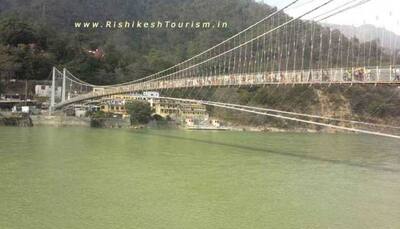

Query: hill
[0,0,273,83]
[325,23,400,51]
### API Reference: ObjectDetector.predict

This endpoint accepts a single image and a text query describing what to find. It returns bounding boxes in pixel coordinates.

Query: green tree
[0,80,4,94]
[0,44,18,80]
[126,100,153,125]
[0,17,38,46]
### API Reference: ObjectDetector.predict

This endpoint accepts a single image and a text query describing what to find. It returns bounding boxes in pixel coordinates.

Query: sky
[262,0,400,35]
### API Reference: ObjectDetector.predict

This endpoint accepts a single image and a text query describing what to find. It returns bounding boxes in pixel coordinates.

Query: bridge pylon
[49,67,56,115]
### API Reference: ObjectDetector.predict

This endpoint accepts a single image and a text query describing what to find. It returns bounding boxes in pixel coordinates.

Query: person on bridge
[366,69,372,81]
[354,68,364,81]
[395,68,400,81]
[344,70,352,81]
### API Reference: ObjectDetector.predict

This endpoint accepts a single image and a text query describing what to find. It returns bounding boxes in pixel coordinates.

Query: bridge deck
[56,67,400,108]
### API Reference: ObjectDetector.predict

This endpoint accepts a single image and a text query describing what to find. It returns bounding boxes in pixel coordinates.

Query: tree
[0,44,18,80]
[125,100,153,125]
[0,80,4,94]
[0,17,38,46]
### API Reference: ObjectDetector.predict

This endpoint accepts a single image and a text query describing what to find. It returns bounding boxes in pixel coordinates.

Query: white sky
[262,0,400,35]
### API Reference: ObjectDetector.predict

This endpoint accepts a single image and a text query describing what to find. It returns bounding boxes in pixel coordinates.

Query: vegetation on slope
[126,100,153,125]
[0,0,274,83]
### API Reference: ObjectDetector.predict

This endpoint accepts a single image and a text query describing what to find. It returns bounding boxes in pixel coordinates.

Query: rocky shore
[0,113,32,127]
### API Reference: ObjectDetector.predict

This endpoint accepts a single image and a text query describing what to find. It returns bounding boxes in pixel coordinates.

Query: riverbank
[30,115,91,127]
[0,113,32,127]
[3,113,393,135]
[0,114,338,133]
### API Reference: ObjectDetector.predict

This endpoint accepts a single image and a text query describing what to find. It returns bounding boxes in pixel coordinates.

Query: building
[101,92,160,117]
[87,48,105,59]
[153,98,180,119]
[35,85,62,98]
[211,119,222,127]
[153,98,208,122]
[100,100,128,118]
[179,102,209,120]
[1,80,34,101]
[11,105,40,115]
[143,91,160,97]
[93,87,105,93]
[99,92,209,123]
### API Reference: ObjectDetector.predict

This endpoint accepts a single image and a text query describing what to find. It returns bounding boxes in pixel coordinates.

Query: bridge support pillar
[62,68,66,102]
[377,66,380,82]
[49,67,56,115]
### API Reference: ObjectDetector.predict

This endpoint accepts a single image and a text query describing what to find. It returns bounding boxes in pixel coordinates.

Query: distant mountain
[325,24,400,51]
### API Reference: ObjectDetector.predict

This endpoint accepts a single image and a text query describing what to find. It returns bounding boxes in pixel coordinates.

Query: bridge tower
[62,68,66,103]
[49,67,56,114]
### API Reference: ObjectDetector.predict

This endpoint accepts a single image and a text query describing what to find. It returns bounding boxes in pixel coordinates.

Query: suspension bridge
[47,0,400,139]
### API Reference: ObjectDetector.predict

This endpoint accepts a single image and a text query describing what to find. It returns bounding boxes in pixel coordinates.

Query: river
[0,126,399,229]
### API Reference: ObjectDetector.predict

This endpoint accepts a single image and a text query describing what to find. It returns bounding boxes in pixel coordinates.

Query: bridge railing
[139,65,400,90]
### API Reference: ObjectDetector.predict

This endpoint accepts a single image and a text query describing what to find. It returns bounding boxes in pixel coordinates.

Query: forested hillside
[0,0,273,84]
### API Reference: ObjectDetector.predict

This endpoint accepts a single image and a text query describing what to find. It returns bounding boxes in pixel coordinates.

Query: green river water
[0,126,399,229]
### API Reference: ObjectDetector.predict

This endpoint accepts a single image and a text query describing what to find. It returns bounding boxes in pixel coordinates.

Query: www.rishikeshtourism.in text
[74,20,229,30]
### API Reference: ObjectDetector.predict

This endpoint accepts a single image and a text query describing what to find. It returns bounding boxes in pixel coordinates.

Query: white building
[93,87,105,93]
[75,108,86,117]
[211,119,221,127]
[35,85,62,98]
[143,91,160,98]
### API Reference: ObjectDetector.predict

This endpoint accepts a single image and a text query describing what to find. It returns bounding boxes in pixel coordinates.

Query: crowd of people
[139,66,400,90]
[346,67,400,82]
[83,66,400,103]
